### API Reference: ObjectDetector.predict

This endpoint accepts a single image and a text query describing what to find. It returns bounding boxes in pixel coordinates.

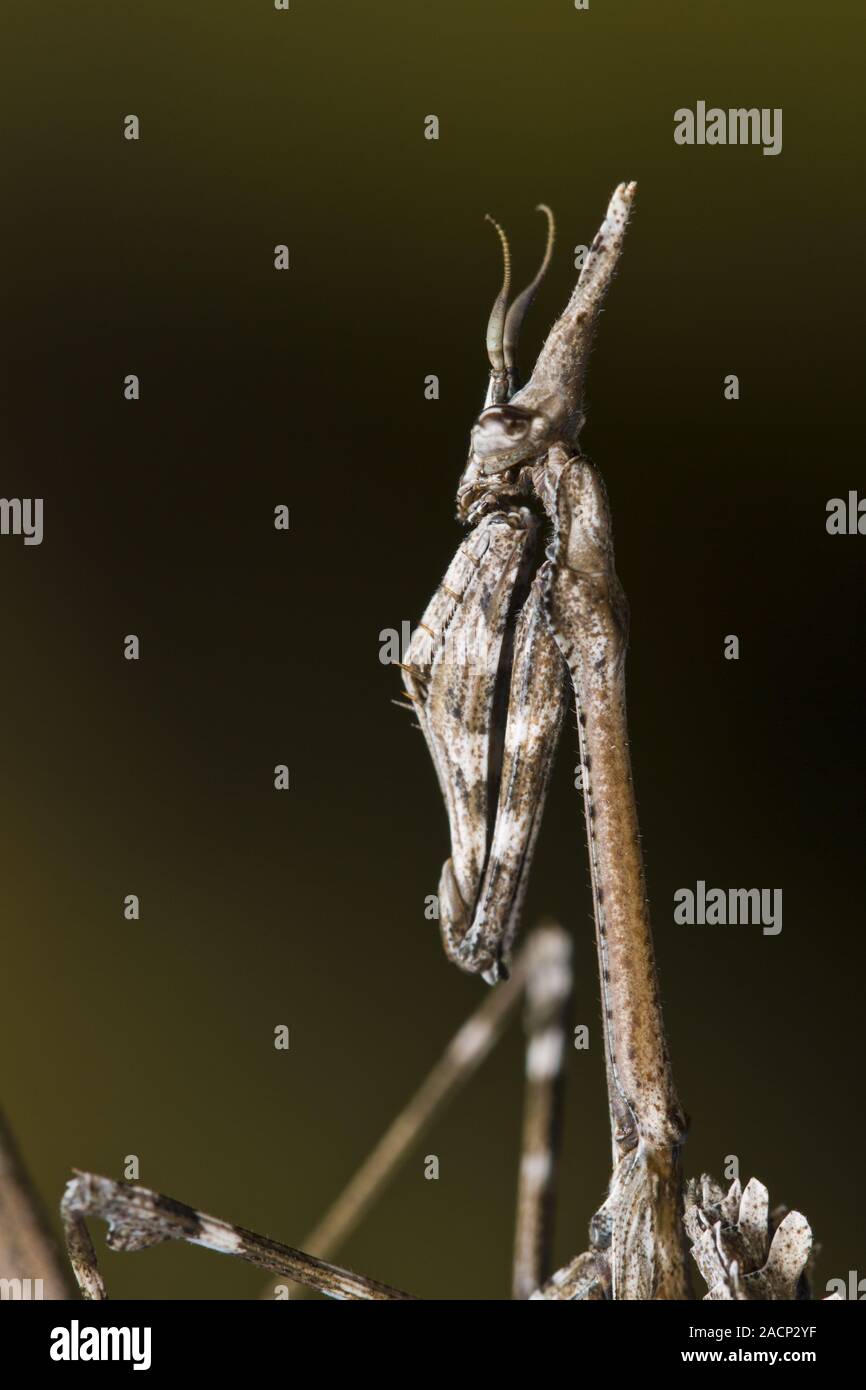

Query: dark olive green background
[2,1,863,1299]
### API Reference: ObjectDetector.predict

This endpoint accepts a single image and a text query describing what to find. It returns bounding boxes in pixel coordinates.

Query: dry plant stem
[0,1107,74,1298]
[545,454,690,1298]
[61,1172,415,1301]
[265,941,531,1297]
[512,924,571,1299]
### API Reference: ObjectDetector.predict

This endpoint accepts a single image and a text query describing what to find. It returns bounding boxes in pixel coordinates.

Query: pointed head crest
[458,183,637,521]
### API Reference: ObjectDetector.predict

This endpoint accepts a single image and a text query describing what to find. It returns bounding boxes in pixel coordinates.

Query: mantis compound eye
[470,405,546,472]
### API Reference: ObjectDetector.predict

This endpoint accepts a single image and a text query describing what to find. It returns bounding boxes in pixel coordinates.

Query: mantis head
[457,183,637,523]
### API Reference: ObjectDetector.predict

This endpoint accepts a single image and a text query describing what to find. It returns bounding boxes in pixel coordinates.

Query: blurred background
[1,0,863,1298]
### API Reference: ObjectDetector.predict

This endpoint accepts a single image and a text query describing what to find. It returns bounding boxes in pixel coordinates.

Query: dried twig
[0,1107,73,1299]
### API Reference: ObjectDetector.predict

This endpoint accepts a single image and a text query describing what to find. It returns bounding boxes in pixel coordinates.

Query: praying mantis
[4,186,818,1306]
[398,183,692,1297]
[395,184,821,1301]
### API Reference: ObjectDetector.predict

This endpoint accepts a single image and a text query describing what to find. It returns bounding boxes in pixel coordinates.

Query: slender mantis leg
[61,1172,415,1301]
[262,941,531,1298]
[511,922,571,1299]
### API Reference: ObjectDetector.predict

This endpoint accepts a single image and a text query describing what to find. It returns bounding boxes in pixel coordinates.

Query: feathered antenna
[484,213,511,405]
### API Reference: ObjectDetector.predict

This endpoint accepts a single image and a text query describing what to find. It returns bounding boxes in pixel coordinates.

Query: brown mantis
[1,186,822,1307]
[396,184,826,1301]
[399,183,691,1297]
